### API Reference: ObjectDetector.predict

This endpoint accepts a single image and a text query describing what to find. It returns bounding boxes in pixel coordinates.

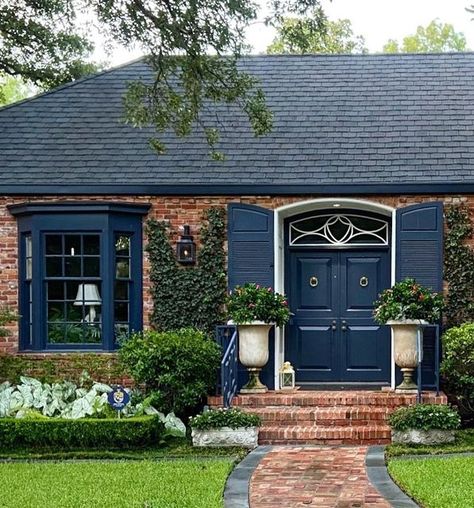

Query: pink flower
[283,300,288,306]
[267,287,273,292]
[256,284,260,289]
[248,303,255,308]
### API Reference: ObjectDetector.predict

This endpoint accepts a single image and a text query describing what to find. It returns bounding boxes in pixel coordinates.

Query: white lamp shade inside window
[74,284,101,323]
[74,284,102,305]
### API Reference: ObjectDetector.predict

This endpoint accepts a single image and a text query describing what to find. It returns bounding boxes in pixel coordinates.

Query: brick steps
[207,390,447,445]
[208,391,447,409]
[258,424,392,445]
[241,405,391,426]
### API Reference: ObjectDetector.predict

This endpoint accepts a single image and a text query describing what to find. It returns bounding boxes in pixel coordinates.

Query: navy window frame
[9,202,150,352]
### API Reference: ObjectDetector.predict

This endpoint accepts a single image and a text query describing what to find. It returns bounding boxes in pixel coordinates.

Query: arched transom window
[289,212,389,247]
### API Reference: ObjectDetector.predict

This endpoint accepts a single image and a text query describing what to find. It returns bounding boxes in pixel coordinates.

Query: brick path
[249,446,391,508]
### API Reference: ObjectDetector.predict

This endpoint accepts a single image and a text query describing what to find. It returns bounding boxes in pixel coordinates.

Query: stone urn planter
[392,429,455,445]
[387,319,426,391]
[238,321,273,393]
[191,426,259,448]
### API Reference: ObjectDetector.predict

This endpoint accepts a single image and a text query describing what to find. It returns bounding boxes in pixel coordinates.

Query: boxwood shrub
[389,404,461,432]
[190,408,261,430]
[0,416,164,450]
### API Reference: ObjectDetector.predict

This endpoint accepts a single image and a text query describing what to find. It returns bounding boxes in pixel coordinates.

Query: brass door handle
[341,320,347,331]
[331,320,337,331]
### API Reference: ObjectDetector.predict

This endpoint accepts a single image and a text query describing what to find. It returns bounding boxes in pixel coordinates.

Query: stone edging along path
[365,446,419,508]
[224,445,273,508]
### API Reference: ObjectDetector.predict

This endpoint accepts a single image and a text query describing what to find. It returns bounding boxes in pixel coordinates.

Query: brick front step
[208,390,447,409]
[241,405,392,426]
[258,424,392,445]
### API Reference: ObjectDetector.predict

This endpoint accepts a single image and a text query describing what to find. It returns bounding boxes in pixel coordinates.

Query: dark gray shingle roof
[1,53,474,190]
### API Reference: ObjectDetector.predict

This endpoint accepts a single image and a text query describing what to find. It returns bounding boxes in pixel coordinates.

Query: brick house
[0,53,469,393]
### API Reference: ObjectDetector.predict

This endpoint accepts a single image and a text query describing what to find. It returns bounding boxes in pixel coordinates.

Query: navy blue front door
[287,249,391,383]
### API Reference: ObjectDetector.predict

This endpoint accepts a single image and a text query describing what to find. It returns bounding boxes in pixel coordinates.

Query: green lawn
[0,459,234,508]
[388,456,474,508]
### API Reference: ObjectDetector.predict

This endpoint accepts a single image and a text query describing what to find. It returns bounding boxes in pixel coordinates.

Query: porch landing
[208,390,447,445]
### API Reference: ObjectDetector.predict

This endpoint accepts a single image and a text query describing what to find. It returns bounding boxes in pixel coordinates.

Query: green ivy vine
[444,204,474,327]
[145,207,226,334]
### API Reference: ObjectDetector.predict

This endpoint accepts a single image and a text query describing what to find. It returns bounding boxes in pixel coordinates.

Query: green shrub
[389,404,461,431]
[119,328,221,417]
[190,408,261,430]
[441,323,474,419]
[0,416,164,450]
[227,283,291,327]
[373,278,443,324]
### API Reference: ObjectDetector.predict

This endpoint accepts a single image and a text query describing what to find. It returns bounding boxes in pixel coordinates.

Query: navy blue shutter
[396,202,443,291]
[227,203,275,389]
[396,201,444,389]
[228,204,274,289]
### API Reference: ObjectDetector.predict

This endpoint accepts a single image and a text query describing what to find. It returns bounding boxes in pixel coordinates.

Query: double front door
[287,249,391,383]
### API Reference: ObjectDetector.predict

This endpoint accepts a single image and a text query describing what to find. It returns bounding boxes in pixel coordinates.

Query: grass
[0,459,234,508]
[386,428,474,457]
[388,456,474,508]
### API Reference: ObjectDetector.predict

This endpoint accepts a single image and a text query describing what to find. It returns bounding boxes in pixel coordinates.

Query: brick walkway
[249,446,391,508]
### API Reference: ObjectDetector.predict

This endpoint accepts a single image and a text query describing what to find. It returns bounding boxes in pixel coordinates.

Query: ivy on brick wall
[145,207,226,334]
[444,205,474,327]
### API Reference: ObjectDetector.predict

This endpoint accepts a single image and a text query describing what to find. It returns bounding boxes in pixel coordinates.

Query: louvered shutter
[227,203,275,389]
[396,201,444,389]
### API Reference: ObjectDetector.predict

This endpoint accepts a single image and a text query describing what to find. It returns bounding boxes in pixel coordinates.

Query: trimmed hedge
[0,416,164,450]
[388,404,461,432]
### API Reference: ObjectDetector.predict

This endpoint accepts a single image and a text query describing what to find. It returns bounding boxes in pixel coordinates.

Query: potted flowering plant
[190,408,261,448]
[374,278,443,391]
[227,283,291,393]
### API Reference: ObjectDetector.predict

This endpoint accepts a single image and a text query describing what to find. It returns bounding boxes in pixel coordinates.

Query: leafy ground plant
[190,408,261,430]
[388,404,461,431]
[388,456,474,508]
[0,459,233,508]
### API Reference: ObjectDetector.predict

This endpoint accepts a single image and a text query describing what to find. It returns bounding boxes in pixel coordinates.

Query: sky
[98,0,474,66]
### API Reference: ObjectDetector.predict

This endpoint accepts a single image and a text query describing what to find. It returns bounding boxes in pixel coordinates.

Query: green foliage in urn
[441,323,474,419]
[227,283,291,327]
[145,207,226,334]
[373,278,443,324]
[190,408,261,430]
[389,404,461,432]
[444,205,474,327]
[119,329,221,417]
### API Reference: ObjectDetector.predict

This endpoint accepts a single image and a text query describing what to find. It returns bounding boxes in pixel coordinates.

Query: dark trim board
[0,182,473,196]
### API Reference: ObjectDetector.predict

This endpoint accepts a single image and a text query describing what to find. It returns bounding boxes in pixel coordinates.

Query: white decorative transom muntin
[289,213,389,247]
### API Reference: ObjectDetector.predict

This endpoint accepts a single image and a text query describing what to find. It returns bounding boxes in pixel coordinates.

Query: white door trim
[273,198,396,389]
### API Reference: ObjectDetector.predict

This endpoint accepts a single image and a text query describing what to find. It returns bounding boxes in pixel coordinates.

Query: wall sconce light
[176,225,196,265]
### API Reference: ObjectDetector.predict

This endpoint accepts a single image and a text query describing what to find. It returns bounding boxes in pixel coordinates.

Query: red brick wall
[0,193,468,361]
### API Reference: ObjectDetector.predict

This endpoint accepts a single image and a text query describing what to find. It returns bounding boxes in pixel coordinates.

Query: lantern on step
[279,362,295,390]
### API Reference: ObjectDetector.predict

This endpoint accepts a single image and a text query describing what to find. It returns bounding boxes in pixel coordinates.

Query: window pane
[25,235,32,258]
[83,257,100,277]
[116,258,130,278]
[114,281,129,301]
[26,258,32,280]
[83,324,102,344]
[64,324,84,343]
[47,281,64,300]
[114,302,128,322]
[45,235,62,255]
[65,257,81,277]
[83,235,100,255]
[65,235,81,256]
[115,323,129,340]
[115,235,130,256]
[66,301,82,322]
[48,323,66,344]
[48,302,64,321]
[46,257,63,277]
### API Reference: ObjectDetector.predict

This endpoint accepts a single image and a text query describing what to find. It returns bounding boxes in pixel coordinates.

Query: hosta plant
[373,278,443,324]
[227,283,291,327]
[0,375,185,437]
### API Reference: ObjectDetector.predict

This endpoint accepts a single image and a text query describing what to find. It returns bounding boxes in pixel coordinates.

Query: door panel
[287,249,391,383]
